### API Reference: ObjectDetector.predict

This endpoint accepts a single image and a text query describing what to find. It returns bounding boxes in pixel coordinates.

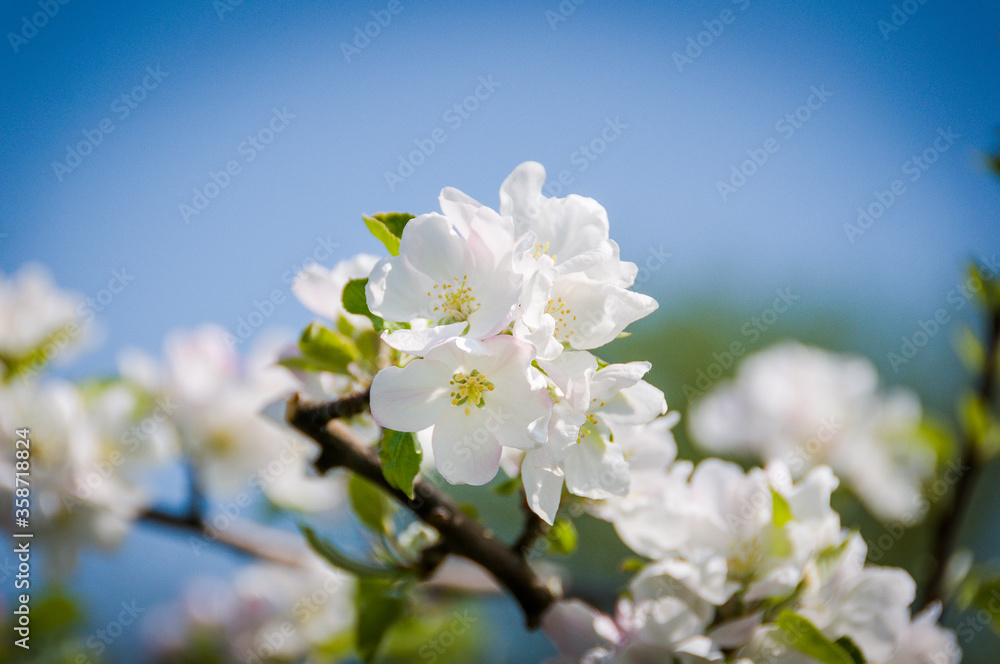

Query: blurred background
[2,0,1000,661]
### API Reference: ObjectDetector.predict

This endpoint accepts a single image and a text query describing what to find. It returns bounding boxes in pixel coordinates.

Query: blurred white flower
[0,379,149,572]
[0,264,91,378]
[689,342,936,522]
[292,252,379,327]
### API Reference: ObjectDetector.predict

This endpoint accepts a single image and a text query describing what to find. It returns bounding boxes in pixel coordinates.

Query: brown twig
[286,393,558,628]
[139,507,308,568]
[513,490,550,556]
[924,304,1000,605]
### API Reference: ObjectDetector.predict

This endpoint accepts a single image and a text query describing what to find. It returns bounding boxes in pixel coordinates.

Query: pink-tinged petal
[438,186,488,235]
[291,264,343,319]
[500,161,547,230]
[432,408,502,485]
[521,448,564,525]
[397,213,474,283]
[369,360,452,432]
[366,255,435,322]
[540,600,621,658]
[381,322,468,356]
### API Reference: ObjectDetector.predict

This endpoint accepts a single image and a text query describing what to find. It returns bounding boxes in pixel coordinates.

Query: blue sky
[2,0,1000,660]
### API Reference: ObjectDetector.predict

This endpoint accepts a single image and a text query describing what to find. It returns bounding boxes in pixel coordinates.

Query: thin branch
[924,304,1000,605]
[286,392,558,628]
[138,507,308,568]
[291,388,371,428]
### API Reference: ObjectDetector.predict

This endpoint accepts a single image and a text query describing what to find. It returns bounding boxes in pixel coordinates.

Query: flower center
[450,369,495,413]
[533,241,557,261]
[576,413,599,442]
[429,275,480,324]
[546,297,576,340]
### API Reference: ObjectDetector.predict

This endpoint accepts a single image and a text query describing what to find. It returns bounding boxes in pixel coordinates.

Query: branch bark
[139,507,309,568]
[924,304,1000,605]
[285,392,558,628]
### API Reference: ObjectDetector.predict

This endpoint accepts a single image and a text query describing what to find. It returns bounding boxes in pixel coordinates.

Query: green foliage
[350,475,394,535]
[379,429,422,499]
[363,213,415,256]
[284,322,360,375]
[0,588,101,664]
[301,525,406,579]
[771,487,793,527]
[545,517,578,556]
[355,577,409,663]
[775,611,864,664]
[343,278,386,331]
[958,570,1000,634]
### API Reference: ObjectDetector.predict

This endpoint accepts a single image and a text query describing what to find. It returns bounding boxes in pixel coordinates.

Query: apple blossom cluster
[361,161,668,523]
[0,265,349,576]
[689,342,938,522]
[0,264,92,380]
[542,418,960,664]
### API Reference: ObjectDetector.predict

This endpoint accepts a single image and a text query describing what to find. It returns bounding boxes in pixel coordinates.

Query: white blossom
[370,335,551,485]
[689,342,936,522]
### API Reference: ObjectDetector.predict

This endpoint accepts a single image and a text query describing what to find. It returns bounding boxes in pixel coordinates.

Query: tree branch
[286,392,558,628]
[924,303,1000,605]
[138,507,309,568]
[513,490,550,557]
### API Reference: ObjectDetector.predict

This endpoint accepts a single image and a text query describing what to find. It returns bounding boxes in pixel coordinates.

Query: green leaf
[545,518,578,556]
[958,391,992,450]
[775,611,856,664]
[363,213,414,256]
[964,575,1000,633]
[355,577,408,663]
[371,212,414,238]
[298,322,359,374]
[379,429,422,499]
[621,557,647,573]
[492,476,521,495]
[349,475,393,535]
[771,487,792,527]
[342,278,385,331]
[834,636,867,664]
[300,525,403,579]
